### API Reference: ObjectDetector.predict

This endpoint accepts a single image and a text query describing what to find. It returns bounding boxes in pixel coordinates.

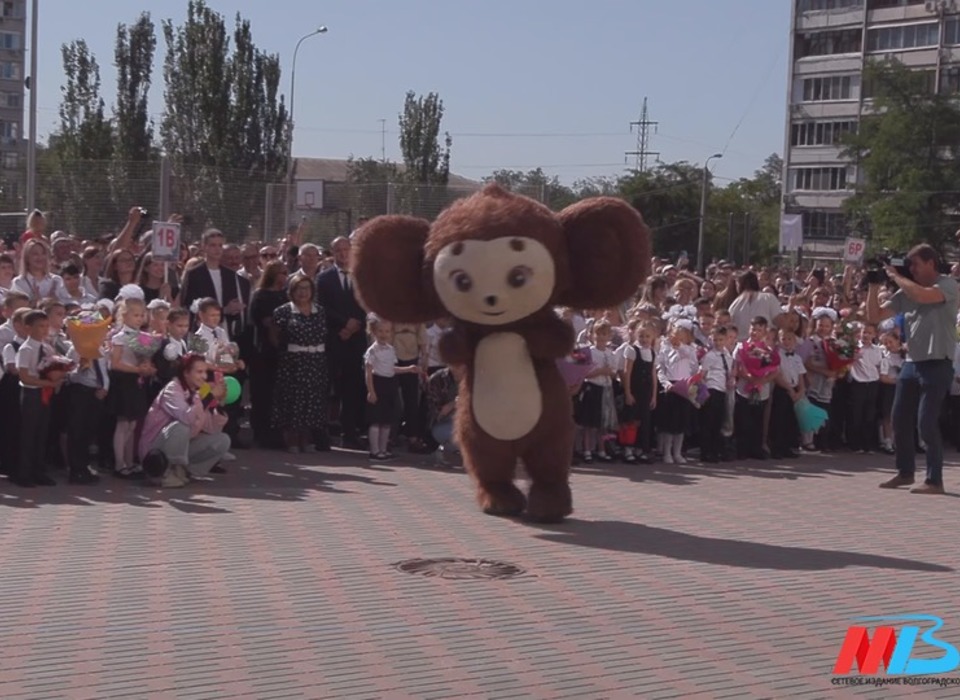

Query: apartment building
[0,0,24,205]
[784,0,960,254]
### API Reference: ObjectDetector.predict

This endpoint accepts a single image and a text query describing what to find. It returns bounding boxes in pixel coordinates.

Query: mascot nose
[484,295,498,307]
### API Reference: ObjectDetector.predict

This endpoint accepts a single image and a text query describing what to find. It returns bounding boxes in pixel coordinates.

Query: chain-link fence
[10,158,531,249]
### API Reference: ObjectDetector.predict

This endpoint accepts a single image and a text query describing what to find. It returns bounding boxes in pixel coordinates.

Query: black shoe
[34,475,56,486]
[9,476,35,487]
[69,471,100,485]
[210,465,227,474]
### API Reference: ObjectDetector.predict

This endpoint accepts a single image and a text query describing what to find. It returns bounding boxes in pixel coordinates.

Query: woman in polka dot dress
[271,273,329,453]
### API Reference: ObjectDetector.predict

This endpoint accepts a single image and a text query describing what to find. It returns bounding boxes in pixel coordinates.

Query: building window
[0,62,19,80]
[791,120,858,146]
[0,91,17,108]
[942,66,960,94]
[0,1,24,18]
[863,67,936,97]
[799,0,864,10]
[946,18,960,46]
[795,29,863,58]
[867,0,926,8]
[0,120,18,143]
[802,211,849,239]
[866,22,940,52]
[802,75,856,101]
[791,167,850,191]
[0,33,19,51]
[1,152,16,169]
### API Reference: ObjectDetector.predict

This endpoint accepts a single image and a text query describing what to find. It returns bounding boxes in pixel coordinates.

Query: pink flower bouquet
[737,340,781,400]
[823,321,858,374]
[126,331,163,360]
[557,346,594,387]
[39,354,76,405]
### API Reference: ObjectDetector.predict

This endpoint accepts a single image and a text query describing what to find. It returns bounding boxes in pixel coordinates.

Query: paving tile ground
[1,446,959,699]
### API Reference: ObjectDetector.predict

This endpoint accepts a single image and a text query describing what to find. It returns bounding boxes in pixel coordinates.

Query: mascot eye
[452,270,473,292]
[507,266,531,289]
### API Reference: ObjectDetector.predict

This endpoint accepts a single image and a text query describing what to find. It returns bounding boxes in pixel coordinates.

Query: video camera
[863,249,950,289]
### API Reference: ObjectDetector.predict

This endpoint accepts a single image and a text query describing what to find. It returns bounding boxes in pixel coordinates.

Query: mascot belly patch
[472,332,541,440]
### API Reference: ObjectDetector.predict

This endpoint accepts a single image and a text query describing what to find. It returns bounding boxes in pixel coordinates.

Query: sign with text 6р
[152,221,181,262]
[843,237,865,265]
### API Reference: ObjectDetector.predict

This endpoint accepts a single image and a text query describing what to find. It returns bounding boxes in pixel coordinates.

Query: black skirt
[575,382,605,428]
[657,391,691,435]
[367,374,399,426]
[107,370,149,420]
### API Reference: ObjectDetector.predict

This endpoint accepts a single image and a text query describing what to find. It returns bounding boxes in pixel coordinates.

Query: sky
[31,0,792,186]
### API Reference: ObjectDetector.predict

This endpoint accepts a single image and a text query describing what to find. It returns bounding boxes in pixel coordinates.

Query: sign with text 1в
[151,221,181,263]
[843,237,866,265]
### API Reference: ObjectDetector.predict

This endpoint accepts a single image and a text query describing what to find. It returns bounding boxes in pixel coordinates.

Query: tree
[45,40,114,234]
[160,0,289,235]
[618,161,703,260]
[398,91,451,186]
[341,155,401,218]
[484,168,576,211]
[112,12,158,215]
[841,59,960,251]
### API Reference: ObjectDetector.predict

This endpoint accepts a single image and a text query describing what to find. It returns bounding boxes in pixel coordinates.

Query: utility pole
[378,118,386,163]
[625,97,659,172]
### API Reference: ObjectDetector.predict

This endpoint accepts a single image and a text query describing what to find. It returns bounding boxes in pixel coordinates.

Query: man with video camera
[867,243,959,495]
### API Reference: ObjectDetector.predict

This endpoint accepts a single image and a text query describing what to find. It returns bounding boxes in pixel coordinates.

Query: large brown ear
[352,215,446,323]
[555,197,651,309]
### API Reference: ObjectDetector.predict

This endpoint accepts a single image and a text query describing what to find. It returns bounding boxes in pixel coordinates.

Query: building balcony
[797,8,866,31]
[790,101,863,119]
[867,5,939,25]
[865,46,940,66]
[790,191,855,209]
[787,145,851,164]
[793,54,864,74]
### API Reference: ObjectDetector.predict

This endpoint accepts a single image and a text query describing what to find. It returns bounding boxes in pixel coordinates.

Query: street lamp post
[696,153,723,275]
[25,0,38,215]
[283,26,327,238]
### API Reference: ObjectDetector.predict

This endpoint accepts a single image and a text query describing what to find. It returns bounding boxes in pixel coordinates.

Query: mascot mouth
[482,310,506,317]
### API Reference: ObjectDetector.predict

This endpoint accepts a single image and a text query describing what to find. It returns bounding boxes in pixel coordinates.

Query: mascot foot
[479,482,527,517]
[525,482,573,523]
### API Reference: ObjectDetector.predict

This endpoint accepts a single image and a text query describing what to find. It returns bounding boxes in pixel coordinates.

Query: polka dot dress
[271,303,329,430]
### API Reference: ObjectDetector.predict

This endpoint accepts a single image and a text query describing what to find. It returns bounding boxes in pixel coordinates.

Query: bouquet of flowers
[737,340,781,401]
[556,346,594,387]
[823,321,859,374]
[126,330,164,360]
[213,341,241,369]
[65,309,112,361]
[39,353,76,406]
[669,371,710,408]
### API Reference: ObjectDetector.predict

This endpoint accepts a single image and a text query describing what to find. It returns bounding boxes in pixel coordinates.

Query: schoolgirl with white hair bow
[655,317,699,464]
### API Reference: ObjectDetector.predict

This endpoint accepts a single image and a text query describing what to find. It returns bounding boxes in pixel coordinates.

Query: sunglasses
[261,252,278,259]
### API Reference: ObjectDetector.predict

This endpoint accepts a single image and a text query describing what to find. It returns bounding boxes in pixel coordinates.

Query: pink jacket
[139,379,228,461]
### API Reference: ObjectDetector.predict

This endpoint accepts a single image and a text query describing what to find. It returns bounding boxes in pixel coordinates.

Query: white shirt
[734,341,773,401]
[16,337,54,388]
[849,343,882,384]
[111,325,145,368]
[0,319,16,348]
[778,350,806,389]
[700,348,732,392]
[586,346,616,387]
[425,324,446,368]
[208,267,224,305]
[194,324,231,364]
[12,273,63,303]
[656,342,698,386]
[2,333,24,369]
[805,334,835,403]
[880,347,904,381]
[365,341,398,377]
[163,336,189,362]
[57,284,98,306]
[613,342,632,373]
[728,292,783,341]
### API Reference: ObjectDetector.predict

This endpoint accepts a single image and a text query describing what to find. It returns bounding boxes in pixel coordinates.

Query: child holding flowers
[655,318,699,464]
[109,298,159,477]
[733,316,780,460]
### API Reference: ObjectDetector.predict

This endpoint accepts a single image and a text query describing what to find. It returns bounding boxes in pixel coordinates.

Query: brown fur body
[352,184,650,522]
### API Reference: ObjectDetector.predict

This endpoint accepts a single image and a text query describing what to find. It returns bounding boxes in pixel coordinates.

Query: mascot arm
[524,313,575,360]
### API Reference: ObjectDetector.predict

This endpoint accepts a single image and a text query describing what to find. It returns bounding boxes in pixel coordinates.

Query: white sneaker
[663,453,674,464]
[222,452,237,462]
[161,470,187,488]
[172,464,192,482]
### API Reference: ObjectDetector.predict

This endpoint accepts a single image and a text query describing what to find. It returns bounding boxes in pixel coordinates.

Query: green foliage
[342,156,401,218]
[484,168,577,211]
[398,91,451,187]
[841,59,960,250]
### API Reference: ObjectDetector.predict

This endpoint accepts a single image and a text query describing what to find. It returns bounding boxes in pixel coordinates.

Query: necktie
[720,353,728,373]
[38,344,46,363]
[785,351,795,357]
[93,360,105,388]
[343,272,351,293]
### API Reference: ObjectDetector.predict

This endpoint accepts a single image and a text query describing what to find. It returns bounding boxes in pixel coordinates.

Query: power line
[625,97,659,172]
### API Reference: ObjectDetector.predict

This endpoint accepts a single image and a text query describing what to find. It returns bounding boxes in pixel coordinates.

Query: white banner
[779,213,803,253]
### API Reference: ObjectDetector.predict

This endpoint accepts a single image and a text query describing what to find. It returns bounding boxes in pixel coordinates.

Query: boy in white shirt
[771,329,806,459]
[847,322,882,454]
[698,325,732,463]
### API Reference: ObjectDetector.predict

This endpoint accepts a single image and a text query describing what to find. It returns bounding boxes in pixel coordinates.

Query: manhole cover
[393,558,526,580]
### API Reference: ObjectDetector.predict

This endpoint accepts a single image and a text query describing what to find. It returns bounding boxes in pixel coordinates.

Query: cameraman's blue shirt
[888,275,959,362]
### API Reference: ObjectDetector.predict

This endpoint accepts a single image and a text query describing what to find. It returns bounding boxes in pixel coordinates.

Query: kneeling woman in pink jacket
[140,353,230,487]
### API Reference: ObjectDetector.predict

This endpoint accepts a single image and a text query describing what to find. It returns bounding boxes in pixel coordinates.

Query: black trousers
[829,380,850,449]
[634,397,653,455]
[248,351,279,447]
[734,394,767,459]
[0,374,21,475]
[699,389,726,460]
[331,346,366,439]
[846,380,879,452]
[396,359,421,439]
[19,388,50,480]
[810,397,832,450]
[769,386,800,456]
[66,385,105,477]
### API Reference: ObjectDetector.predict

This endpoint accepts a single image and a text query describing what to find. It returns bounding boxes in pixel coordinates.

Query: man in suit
[316,235,367,449]
[179,228,252,449]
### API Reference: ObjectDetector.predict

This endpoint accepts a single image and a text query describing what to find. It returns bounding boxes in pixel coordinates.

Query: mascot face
[433,236,556,326]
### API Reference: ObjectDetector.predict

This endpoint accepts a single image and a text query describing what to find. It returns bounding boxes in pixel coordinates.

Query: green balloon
[223,376,242,405]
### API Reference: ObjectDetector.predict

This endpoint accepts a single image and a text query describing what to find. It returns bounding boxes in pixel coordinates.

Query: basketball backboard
[296,180,325,210]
